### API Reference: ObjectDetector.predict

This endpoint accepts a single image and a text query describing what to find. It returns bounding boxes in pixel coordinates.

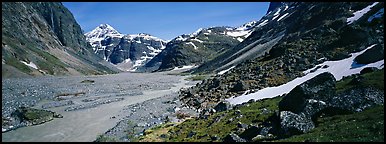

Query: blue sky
[63,2,270,40]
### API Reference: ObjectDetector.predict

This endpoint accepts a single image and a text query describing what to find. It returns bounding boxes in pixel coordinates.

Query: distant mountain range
[85,21,258,72]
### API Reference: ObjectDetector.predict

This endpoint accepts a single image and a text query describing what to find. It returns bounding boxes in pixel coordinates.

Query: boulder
[328,87,384,112]
[279,72,336,114]
[360,67,378,74]
[354,44,384,64]
[239,125,260,141]
[279,111,315,136]
[213,101,232,112]
[230,81,250,92]
[223,133,246,142]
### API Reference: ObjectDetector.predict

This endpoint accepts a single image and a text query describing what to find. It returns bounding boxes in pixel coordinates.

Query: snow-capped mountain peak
[235,20,258,31]
[84,24,124,48]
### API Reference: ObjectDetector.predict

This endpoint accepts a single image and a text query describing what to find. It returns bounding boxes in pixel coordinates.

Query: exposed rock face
[277,72,384,136]
[2,2,119,78]
[144,24,256,72]
[354,44,384,64]
[329,87,384,112]
[223,133,246,142]
[179,2,384,111]
[279,111,315,135]
[85,25,167,71]
[279,72,336,114]
[213,101,232,112]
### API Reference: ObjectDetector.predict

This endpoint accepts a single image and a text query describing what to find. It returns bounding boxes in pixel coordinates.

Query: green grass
[136,68,384,142]
[276,105,384,142]
[336,69,384,93]
[95,135,120,142]
[162,97,282,142]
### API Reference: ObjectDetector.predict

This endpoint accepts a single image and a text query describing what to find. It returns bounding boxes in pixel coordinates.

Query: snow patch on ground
[256,19,269,27]
[226,30,250,37]
[20,61,38,70]
[347,2,379,24]
[186,42,198,50]
[192,38,204,43]
[172,65,197,71]
[237,37,244,42]
[176,35,188,41]
[274,8,281,16]
[217,66,236,75]
[227,44,384,105]
[277,13,289,21]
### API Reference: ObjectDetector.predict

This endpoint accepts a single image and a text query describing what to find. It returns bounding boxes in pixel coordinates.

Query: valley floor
[1,72,196,142]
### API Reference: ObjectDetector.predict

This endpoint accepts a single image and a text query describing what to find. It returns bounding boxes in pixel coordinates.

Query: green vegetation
[95,135,120,142]
[136,97,282,142]
[336,69,384,93]
[136,69,384,142]
[13,107,55,125]
[277,105,384,142]
[138,122,178,142]
[28,46,68,75]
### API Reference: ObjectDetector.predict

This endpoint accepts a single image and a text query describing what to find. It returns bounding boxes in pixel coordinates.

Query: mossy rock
[11,107,56,125]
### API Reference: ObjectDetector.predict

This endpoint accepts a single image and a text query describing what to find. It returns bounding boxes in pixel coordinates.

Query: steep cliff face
[2,2,119,78]
[85,24,167,71]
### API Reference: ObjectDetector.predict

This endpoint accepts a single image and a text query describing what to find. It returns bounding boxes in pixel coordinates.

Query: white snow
[244,31,253,38]
[226,44,384,105]
[172,65,196,71]
[217,65,236,75]
[20,61,38,70]
[273,8,281,16]
[272,14,280,20]
[367,8,384,22]
[256,19,269,27]
[284,5,289,11]
[84,24,124,49]
[347,2,379,24]
[191,28,203,37]
[2,128,6,132]
[237,37,244,42]
[277,13,289,21]
[192,38,204,43]
[226,30,250,37]
[235,21,257,31]
[176,35,188,41]
[186,42,198,50]
[207,30,212,33]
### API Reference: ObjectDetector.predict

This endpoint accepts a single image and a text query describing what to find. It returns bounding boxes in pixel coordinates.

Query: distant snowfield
[347,2,379,24]
[227,44,384,105]
[218,65,235,75]
[20,61,38,70]
[172,65,197,71]
[226,30,251,37]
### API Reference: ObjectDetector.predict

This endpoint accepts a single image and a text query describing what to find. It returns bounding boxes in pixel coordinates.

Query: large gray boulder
[223,133,247,142]
[279,72,336,114]
[279,111,315,135]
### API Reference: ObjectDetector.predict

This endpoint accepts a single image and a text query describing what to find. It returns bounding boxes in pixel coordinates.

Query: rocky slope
[179,2,384,110]
[142,22,258,72]
[2,2,119,78]
[137,68,384,142]
[85,24,167,71]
